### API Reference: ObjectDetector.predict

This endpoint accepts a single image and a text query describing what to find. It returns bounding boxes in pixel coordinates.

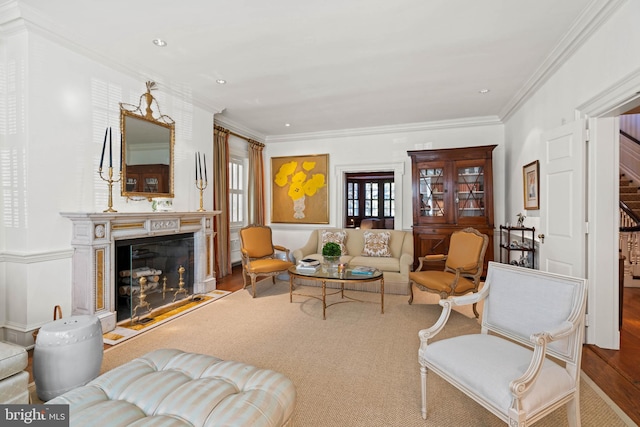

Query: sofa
[292,228,413,295]
[47,348,296,426]
[0,341,29,404]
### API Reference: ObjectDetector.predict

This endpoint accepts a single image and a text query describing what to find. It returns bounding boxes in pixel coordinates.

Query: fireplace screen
[115,233,195,323]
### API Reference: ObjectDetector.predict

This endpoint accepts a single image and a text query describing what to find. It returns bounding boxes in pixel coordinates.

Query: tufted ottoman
[47,348,296,427]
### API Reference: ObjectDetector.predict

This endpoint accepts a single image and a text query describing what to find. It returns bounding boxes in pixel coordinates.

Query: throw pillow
[362,231,392,257]
[321,230,348,255]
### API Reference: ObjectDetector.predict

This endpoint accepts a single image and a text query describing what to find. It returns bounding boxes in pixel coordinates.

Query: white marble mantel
[61,211,221,332]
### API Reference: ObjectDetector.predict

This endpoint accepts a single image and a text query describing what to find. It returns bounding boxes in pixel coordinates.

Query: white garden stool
[33,315,103,401]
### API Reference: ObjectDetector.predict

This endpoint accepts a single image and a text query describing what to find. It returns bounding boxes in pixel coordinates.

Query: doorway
[334,162,406,231]
[344,172,395,229]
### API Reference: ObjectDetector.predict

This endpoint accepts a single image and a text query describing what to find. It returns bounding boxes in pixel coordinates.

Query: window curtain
[213,125,231,278]
[248,140,265,225]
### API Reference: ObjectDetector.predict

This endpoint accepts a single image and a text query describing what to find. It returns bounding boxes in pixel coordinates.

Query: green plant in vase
[322,242,342,272]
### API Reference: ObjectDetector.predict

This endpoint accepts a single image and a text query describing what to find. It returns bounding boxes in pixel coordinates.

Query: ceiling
[10,0,603,139]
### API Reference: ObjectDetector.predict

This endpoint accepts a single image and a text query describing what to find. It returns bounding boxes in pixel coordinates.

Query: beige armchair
[417,262,587,426]
[408,227,488,317]
[240,225,294,298]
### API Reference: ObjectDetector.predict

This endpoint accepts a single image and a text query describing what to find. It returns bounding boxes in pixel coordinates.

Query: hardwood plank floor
[582,286,640,425]
[27,266,640,425]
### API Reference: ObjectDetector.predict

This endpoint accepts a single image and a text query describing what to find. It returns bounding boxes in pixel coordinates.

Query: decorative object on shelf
[271,154,329,224]
[120,81,175,201]
[523,160,540,210]
[195,151,208,211]
[151,197,173,212]
[98,126,122,212]
[516,212,526,227]
[499,225,536,269]
[322,241,342,272]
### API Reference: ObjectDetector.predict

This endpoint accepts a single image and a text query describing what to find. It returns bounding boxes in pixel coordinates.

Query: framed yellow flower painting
[271,154,329,223]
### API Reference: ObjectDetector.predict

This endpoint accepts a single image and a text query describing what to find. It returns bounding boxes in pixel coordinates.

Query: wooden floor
[582,286,640,425]
[27,266,640,424]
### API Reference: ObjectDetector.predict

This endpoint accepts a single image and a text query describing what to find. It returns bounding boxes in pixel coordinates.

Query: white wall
[0,26,215,344]
[266,123,505,254]
[503,0,640,348]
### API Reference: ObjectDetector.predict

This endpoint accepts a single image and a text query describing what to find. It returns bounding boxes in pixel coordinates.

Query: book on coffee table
[350,266,378,276]
[296,262,320,273]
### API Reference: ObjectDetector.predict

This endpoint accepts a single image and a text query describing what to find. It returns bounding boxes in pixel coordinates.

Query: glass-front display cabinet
[408,145,496,275]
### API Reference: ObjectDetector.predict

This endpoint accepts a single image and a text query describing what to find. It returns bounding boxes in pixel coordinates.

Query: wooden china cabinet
[408,145,496,276]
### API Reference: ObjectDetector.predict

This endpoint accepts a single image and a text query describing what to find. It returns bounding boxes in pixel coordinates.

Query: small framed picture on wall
[523,160,540,210]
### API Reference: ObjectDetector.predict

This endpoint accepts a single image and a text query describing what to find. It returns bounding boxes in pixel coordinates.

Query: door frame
[334,162,406,230]
[578,70,640,349]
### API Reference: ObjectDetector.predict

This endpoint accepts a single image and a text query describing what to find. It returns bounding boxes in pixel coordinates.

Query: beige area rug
[98,280,632,427]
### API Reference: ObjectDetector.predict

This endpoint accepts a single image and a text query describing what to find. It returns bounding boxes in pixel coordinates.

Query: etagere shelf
[499,225,536,269]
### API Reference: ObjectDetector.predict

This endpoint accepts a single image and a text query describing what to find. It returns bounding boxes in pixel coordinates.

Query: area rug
[98,280,633,426]
[103,289,231,345]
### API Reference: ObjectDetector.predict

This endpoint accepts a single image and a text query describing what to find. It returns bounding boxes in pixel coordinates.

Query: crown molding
[578,67,640,117]
[265,116,502,143]
[0,0,226,115]
[0,1,25,35]
[500,0,627,122]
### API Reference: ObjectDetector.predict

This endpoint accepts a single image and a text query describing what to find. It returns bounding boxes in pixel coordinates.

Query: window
[347,181,359,217]
[345,172,394,228]
[229,156,244,226]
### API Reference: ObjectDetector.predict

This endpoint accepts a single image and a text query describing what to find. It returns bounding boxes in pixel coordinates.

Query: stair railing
[620,201,640,278]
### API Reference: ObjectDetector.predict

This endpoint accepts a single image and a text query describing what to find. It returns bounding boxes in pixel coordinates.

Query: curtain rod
[215,125,264,147]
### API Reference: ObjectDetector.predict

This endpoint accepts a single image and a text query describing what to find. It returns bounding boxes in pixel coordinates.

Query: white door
[539,120,587,278]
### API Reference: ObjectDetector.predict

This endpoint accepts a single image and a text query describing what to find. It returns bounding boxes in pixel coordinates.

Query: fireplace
[115,233,195,323]
[62,211,220,332]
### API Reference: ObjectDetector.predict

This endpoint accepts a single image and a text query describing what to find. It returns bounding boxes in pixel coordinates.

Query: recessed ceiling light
[479,89,490,94]
[216,79,226,85]
[152,39,167,47]
[285,123,291,127]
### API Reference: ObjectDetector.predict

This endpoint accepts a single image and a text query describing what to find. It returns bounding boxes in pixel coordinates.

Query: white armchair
[418,262,587,426]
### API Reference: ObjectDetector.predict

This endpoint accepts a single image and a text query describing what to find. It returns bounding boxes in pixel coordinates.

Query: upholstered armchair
[417,262,587,426]
[240,225,295,298]
[408,227,488,317]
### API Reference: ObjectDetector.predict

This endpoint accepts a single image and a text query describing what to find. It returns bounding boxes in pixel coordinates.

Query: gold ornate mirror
[120,82,175,200]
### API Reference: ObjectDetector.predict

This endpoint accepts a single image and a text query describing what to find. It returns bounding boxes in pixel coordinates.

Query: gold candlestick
[195,178,208,212]
[98,167,122,212]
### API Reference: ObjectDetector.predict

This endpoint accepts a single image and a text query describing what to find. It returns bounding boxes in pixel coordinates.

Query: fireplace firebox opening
[115,233,195,323]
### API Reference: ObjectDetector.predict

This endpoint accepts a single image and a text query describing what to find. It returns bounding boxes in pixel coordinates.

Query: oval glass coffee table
[288,266,384,319]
